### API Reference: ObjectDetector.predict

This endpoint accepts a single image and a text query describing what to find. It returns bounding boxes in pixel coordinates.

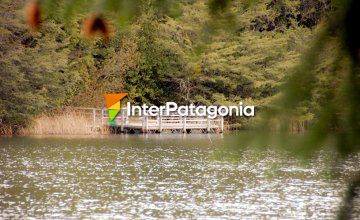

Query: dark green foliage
[209,0,232,13]
[0,1,81,133]
[250,0,333,32]
[242,0,360,156]
[0,0,323,133]
[124,17,183,105]
[343,0,360,63]
[297,0,333,27]
[0,0,100,133]
[1,0,358,147]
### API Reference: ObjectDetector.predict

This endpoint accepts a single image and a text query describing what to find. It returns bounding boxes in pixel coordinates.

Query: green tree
[0,0,83,133]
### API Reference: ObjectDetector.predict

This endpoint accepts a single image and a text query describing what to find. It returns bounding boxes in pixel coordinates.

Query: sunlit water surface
[0,134,359,219]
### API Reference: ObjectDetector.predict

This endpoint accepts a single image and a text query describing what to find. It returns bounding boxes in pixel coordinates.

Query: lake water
[0,134,359,219]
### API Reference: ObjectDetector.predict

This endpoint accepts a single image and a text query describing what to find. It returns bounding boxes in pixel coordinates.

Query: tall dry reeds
[20,109,108,135]
[0,123,13,136]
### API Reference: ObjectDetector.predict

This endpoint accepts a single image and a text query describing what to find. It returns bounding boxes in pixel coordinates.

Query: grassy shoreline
[1,109,309,136]
[19,110,109,135]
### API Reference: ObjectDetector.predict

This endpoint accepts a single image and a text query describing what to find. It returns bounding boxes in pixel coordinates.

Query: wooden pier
[75,108,224,134]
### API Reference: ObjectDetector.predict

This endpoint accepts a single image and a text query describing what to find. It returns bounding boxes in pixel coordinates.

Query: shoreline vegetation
[19,109,109,135]
[1,0,327,136]
[10,107,309,136]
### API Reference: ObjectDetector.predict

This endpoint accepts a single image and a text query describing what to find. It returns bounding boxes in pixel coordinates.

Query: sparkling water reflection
[0,134,359,219]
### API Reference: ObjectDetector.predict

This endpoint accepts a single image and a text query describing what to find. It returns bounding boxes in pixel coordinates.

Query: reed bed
[0,123,13,136]
[21,110,108,135]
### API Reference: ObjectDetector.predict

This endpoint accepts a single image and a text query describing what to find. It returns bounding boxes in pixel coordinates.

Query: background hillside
[0,0,331,133]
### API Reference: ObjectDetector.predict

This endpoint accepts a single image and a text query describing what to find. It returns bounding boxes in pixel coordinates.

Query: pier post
[142,116,145,133]
[120,109,125,133]
[92,108,96,131]
[145,116,149,133]
[100,108,104,133]
[183,116,186,133]
[220,116,224,133]
[158,116,162,133]
[207,117,210,133]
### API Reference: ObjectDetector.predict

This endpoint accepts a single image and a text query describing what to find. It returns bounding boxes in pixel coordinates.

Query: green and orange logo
[103,93,128,125]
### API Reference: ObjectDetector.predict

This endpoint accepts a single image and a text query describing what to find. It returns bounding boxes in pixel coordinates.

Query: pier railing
[69,107,224,133]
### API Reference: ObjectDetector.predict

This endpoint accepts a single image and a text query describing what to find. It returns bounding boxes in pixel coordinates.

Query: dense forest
[0,0,333,134]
